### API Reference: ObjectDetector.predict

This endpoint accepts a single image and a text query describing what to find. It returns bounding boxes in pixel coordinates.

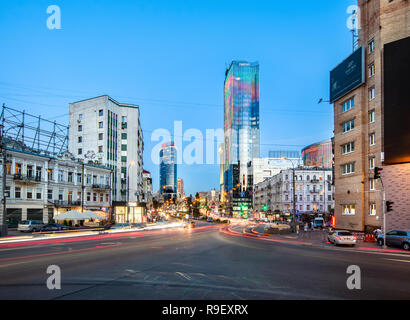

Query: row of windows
[283,194,333,202]
[342,203,377,216]
[342,97,355,113]
[5,187,109,202]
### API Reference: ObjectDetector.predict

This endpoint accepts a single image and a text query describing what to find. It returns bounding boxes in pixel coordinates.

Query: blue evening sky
[0,0,356,196]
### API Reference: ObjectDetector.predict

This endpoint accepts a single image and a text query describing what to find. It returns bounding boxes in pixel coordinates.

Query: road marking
[385,258,410,263]
[176,272,192,281]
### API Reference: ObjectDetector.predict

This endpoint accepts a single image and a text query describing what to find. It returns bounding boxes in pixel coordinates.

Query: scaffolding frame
[0,104,69,156]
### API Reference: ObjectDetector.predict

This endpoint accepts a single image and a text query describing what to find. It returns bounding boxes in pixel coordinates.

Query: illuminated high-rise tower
[223,61,260,217]
[159,142,177,199]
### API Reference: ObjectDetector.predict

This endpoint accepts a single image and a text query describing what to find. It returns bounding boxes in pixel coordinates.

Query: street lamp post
[282,157,297,233]
[127,161,136,223]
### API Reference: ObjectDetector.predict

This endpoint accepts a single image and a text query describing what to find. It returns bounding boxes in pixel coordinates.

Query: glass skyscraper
[223,61,260,217]
[159,142,177,197]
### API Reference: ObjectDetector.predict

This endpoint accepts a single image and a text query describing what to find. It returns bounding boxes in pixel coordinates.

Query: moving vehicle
[17,220,45,232]
[328,230,357,246]
[377,230,410,250]
[40,223,69,232]
[313,217,324,229]
[109,223,132,230]
[184,221,195,229]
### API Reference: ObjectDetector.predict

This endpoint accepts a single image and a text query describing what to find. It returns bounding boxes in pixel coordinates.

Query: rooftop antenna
[351,9,360,52]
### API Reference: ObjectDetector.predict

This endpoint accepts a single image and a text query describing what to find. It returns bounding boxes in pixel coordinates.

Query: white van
[18,220,45,232]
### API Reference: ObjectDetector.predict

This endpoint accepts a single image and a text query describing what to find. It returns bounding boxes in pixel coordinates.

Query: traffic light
[386,201,394,212]
[374,167,383,179]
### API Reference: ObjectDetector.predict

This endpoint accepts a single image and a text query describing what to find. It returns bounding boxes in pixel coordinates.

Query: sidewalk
[251,225,410,255]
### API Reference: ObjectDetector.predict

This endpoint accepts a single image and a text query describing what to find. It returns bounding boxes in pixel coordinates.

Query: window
[5,186,10,198]
[368,63,375,78]
[369,110,375,123]
[78,148,83,155]
[343,204,356,215]
[369,203,376,216]
[328,195,332,201]
[369,157,375,170]
[99,121,103,128]
[342,142,355,155]
[79,114,83,120]
[58,189,63,201]
[68,172,73,183]
[99,109,104,116]
[27,188,33,199]
[342,120,355,133]
[342,97,355,113]
[87,192,91,202]
[15,187,21,199]
[98,146,103,153]
[307,205,311,211]
[369,133,376,146]
[86,174,91,184]
[121,144,127,151]
[78,125,83,132]
[36,188,42,200]
[368,39,375,54]
[369,178,375,191]
[15,163,22,174]
[27,165,33,178]
[328,184,332,191]
[93,193,97,202]
[99,193,104,202]
[121,133,127,140]
[98,133,103,140]
[122,116,127,122]
[369,87,375,101]
[47,189,53,200]
[77,173,82,184]
[58,170,64,182]
[78,136,82,143]
[342,163,355,175]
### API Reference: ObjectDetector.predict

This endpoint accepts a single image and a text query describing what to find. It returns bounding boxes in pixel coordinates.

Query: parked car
[377,230,410,250]
[328,230,357,246]
[40,223,69,232]
[17,220,45,232]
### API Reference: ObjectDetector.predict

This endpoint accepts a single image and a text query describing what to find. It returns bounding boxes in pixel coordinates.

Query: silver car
[328,230,357,246]
[18,220,45,232]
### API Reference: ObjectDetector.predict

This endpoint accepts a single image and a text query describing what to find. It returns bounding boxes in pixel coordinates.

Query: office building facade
[160,142,177,200]
[223,61,260,217]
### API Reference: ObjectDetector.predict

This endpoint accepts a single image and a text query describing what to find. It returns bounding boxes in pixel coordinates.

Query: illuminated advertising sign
[330,46,365,103]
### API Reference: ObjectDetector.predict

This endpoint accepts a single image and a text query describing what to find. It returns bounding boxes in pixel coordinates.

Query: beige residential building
[332,0,410,231]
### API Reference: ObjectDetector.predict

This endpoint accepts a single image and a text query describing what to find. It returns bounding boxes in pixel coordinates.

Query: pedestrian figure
[311,221,314,231]
[304,223,308,232]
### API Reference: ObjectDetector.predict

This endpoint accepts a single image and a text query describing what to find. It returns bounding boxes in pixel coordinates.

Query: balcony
[52,200,82,207]
[13,174,41,184]
[310,190,320,193]
[92,184,111,190]
[311,179,320,183]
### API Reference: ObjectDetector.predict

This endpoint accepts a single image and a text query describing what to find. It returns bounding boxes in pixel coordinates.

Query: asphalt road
[0,222,410,300]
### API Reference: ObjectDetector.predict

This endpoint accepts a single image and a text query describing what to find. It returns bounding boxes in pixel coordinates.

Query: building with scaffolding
[0,105,112,230]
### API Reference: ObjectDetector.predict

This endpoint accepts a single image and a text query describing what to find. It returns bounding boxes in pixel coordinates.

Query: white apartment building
[249,157,303,186]
[1,148,112,226]
[69,95,144,203]
[254,168,334,216]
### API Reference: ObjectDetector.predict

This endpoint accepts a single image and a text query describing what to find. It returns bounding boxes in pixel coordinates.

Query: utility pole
[0,118,8,237]
[81,163,85,213]
[292,166,297,233]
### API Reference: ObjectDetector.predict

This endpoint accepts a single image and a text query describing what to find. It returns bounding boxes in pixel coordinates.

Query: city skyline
[0,1,355,195]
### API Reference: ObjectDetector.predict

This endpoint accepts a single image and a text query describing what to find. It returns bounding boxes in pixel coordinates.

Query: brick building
[332,0,410,231]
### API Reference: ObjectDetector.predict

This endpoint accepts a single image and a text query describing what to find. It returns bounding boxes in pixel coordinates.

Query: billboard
[330,46,365,103]
[384,36,410,164]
